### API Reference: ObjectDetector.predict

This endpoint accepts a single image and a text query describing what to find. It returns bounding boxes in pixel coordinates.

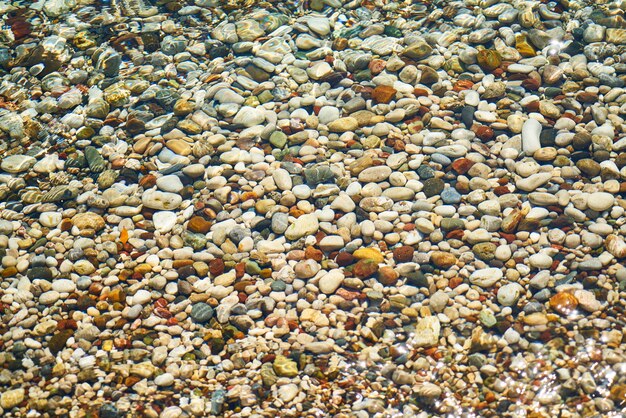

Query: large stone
[327,117,358,133]
[285,214,319,240]
[156,175,184,193]
[307,62,333,80]
[1,155,36,173]
[278,383,299,403]
[273,355,298,377]
[235,19,264,42]
[606,29,626,45]
[40,212,63,228]
[516,172,552,192]
[587,192,614,212]
[307,16,331,36]
[191,302,214,323]
[353,247,384,263]
[522,118,542,155]
[318,269,344,294]
[358,166,392,183]
[142,190,183,210]
[72,212,105,232]
[410,316,440,347]
[469,268,503,287]
[371,86,397,104]
[430,251,457,268]
[153,211,178,233]
[402,41,432,60]
[233,106,265,127]
[0,388,25,409]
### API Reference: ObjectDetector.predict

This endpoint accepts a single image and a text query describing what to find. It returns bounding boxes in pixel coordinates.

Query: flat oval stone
[587,192,614,212]
[469,268,503,287]
[142,190,183,210]
[358,166,392,182]
[1,155,36,173]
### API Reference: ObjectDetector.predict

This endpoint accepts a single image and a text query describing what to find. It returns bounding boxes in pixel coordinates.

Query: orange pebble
[120,228,128,245]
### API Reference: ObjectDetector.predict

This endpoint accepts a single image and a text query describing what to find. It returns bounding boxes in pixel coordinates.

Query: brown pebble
[134,263,152,275]
[1,266,17,278]
[368,59,386,75]
[353,259,378,278]
[139,174,157,188]
[549,292,578,316]
[451,158,475,174]
[48,329,74,354]
[473,125,494,141]
[335,252,355,266]
[59,218,73,232]
[209,258,225,276]
[393,246,414,263]
[430,251,457,268]
[577,91,598,103]
[187,216,211,234]
[371,85,397,104]
[378,266,399,285]
[305,246,323,261]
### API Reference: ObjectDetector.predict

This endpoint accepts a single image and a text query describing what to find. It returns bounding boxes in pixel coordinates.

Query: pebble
[155,373,175,387]
[153,211,178,233]
[132,289,151,305]
[469,268,503,287]
[497,283,523,306]
[1,155,36,173]
[273,356,298,377]
[1,388,25,409]
[233,106,265,127]
[277,383,299,403]
[410,316,440,347]
[191,303,214,323]
[521,118,542,155]
[328,117,359,132]
[318,269,344,294]
[142,190,183,210]
[285,213,319,240]
[39,212,62,227]
[587,192,614,212]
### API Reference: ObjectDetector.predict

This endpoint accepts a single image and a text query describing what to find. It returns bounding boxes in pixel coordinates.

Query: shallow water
[1,0,626,417]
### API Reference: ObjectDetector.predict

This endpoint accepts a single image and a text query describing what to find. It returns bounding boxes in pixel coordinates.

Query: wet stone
[85,146,106,173]
[48,329,73,354]
[422,178,445,197]
[191,303,214,323]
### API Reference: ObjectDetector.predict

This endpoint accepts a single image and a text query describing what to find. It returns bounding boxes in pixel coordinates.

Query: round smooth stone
[587,192,614,212]
[191,302,214,323]
[1,155,36,173]
[497,283,523,306]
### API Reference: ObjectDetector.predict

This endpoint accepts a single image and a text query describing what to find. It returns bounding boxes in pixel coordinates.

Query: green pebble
[269,131,288,148]
[76,126,95,139]
[479,309,497,328]
[245,260,261,275]
[354,69,371,82]
[257,90,274,103]
[384,25,402,37]
[273,355,298,377]
[366,290,384,300]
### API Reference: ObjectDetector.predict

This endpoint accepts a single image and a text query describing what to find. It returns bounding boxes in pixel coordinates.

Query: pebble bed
[1,0,626,416]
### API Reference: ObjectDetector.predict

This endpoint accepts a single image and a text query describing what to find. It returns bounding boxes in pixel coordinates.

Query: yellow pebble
[352,248,384,263]
[102,340,114,351]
